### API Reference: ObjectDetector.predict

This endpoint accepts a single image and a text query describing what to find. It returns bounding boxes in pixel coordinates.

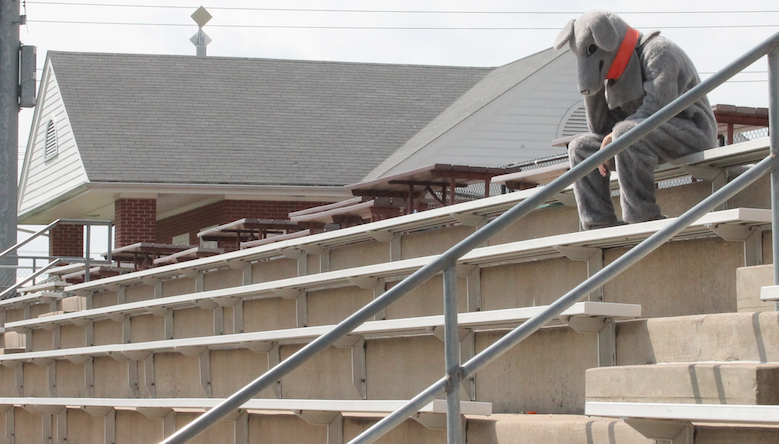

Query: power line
[25,20,779,30]
[22,2,779,15]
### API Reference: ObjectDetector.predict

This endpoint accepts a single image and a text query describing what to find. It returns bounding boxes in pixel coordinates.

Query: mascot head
[554,10,635,97]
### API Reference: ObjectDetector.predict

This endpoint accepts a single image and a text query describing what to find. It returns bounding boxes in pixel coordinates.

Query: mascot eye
[587,44,598,56]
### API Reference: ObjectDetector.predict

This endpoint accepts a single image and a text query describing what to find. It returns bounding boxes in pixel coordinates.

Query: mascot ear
[588,12,620,52]
[554,19,575,50]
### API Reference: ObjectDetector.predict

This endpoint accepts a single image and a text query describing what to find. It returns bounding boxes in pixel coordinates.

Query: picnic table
[197,218,301,243]
[108,243,195,271]
[346,164,518,214]
[289,196,405,229]
[152,246,224,266]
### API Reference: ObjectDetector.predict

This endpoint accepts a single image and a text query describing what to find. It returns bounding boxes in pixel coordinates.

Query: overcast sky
[17,0,778,152]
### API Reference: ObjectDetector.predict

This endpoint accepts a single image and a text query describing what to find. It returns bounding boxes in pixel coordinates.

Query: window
[44,119,58,161]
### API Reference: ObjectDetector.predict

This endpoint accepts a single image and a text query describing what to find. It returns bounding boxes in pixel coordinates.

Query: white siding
[18,62,89,216]
[383,52,582,174]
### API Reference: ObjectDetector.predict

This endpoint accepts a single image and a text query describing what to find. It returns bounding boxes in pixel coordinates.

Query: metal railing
[0,219,113,300]
[162,30,779,444]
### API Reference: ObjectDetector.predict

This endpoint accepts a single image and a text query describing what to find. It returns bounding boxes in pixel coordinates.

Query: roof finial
[190,6,212,57]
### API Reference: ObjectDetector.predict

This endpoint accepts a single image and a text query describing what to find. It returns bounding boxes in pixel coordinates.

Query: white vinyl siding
[18,62,89,215]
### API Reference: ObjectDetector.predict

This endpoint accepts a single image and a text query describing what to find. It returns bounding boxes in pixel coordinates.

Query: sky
[16,0,779,154]
[10,0,779,256]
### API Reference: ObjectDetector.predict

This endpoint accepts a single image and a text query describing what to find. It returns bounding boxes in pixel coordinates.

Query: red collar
[606,26,640,80]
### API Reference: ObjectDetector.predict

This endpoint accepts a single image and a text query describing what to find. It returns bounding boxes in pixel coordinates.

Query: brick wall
[49,224,84,258]
[156,200,324,247]
[114,198,157,247]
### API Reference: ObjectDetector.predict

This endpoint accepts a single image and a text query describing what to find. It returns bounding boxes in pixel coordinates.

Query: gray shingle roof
[48,52,493,187]
[361,47,564,182]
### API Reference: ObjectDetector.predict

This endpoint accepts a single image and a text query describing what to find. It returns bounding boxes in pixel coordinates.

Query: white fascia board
[87,182,352,201]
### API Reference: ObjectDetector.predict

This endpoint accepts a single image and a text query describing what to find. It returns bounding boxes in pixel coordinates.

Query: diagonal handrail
[161,29,779,444]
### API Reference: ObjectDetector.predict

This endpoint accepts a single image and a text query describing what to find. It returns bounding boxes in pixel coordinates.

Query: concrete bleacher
[0,137,776,443]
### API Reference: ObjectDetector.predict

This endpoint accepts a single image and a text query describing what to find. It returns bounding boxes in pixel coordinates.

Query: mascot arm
[627,41,690,122]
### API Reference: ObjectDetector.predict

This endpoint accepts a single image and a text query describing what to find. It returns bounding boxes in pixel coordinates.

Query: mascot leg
[614,141,664,223]
[613,118,711,224]
[569,133,620,230]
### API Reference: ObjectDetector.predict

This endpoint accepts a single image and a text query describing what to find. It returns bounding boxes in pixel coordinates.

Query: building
[17,48,581,257]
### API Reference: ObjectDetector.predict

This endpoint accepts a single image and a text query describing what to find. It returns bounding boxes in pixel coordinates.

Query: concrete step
[586,363,779,405]
[3,404,777,444]
[616,311,779,365]
[469,413,779,444]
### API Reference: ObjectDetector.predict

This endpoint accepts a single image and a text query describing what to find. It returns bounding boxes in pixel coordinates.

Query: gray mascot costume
[554,10,718,230]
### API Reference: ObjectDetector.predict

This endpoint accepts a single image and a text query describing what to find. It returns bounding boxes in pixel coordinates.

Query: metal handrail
[0,219,113,296]
[162,29,779,444]
[0,258,64,300]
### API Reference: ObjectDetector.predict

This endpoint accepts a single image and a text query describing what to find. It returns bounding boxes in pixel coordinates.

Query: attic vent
[558,102,589,138]
[44,119,58,161]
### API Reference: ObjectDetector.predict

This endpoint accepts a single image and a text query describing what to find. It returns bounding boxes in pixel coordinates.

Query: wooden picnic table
[346,164,518,214]
[108,243,195,271]
[289,196,405,228]
[197,218,301,242]
[152,246,225,266]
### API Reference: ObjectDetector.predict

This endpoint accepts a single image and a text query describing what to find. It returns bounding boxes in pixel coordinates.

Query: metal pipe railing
[0,258,64,300]
[768,47,779,311]
[162,29,779,444]
[0,219,113,296]
[442,265,462,444]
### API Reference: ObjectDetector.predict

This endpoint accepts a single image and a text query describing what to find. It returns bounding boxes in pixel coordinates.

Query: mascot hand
[598,133,615,177]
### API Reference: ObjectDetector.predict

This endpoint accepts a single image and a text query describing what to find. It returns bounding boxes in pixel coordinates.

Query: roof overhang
[17,182,353,225]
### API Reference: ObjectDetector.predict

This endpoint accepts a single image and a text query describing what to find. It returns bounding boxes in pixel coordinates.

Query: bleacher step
[586,363,779,405]
[617,311,779,365]
[468,413,779,443]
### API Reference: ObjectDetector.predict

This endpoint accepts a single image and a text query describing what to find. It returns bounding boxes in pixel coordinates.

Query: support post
[5,407,14,444]
[145,353,156,398]
[768,46,779,311]
[564,316,616,367]
[442,265,462,444]
[333,335,367,399]
[234,410,248,444]
[85,357,95,397]
[0,0,21,294]
[56,408,67,444]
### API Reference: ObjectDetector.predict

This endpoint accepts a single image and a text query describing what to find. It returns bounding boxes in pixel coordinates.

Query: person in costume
[554,10,717,230]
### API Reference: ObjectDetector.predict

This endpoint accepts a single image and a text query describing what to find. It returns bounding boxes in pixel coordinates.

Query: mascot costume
[554,10,718,230]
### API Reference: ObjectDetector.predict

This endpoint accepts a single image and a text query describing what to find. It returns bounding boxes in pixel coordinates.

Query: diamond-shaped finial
[191,6,212,27]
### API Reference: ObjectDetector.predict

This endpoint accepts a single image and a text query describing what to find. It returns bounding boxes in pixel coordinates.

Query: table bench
[109,243,195,271]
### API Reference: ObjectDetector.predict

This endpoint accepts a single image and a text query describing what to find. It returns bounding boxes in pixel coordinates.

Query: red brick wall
[156,200,323,246]
[114,198,157,247]
[49,224,84,258]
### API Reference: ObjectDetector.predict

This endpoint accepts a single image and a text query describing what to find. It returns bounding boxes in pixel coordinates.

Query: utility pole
[0,0,20,292]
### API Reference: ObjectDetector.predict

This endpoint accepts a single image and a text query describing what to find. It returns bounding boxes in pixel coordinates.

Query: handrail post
[85,223,92,282]
[769,46,779,311]
[442,264,462,444]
